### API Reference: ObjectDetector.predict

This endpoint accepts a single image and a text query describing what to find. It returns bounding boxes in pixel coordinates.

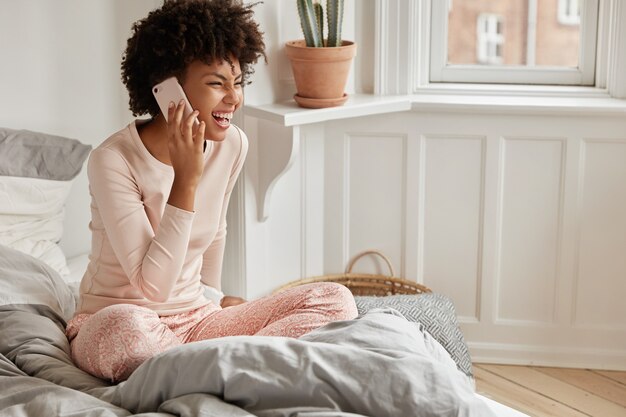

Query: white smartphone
[152,77,200,128]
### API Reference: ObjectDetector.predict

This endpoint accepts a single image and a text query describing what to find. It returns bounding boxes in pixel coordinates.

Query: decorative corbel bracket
[255,120,300,222]
[244,94,411,222]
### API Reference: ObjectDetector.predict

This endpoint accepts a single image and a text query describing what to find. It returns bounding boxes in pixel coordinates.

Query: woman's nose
[224,87,241,106]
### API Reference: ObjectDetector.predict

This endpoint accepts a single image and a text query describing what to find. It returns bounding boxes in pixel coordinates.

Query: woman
[66,0,357,383]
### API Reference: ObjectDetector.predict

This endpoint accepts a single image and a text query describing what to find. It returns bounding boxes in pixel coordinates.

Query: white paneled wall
[498,137,564,324]
[244,109,626,369]
[325,132,408,277]
[576,139,626,329]
[422,135,484,323]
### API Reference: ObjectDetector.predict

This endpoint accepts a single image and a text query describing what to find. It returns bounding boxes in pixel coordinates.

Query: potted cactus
[285,0,357,108]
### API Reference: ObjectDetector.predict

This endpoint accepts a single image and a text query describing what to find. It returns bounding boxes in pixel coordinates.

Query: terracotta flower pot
[285,40,357,109]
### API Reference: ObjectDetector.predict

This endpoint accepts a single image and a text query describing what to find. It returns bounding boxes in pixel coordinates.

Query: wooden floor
[474,364,626,417]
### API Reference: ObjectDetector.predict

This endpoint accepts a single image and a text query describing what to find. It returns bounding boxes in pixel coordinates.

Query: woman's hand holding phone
[166,100,206,212]
[168,100,206,185]
[152,77,205,211]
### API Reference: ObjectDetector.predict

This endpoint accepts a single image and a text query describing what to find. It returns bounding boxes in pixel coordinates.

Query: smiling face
[181,58,243,142]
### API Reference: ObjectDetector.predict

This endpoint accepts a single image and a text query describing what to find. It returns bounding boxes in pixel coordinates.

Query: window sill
[416,83,611,98]
[410,93,626,116]
[244,91,626,127]
[244,94,412,127]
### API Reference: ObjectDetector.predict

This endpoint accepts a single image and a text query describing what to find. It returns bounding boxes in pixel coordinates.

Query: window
[558,0,581,25]
[374,0,625,97]
[476,14,504,65]
[430,0,599,85]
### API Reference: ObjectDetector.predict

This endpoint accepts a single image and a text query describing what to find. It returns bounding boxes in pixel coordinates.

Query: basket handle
[346,250,396,276]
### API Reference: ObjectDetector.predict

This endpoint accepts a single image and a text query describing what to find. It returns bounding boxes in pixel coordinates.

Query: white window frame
[374,0,626,99]
[429,0,598,85]
[559,0,581,25]
[476,14,504,65]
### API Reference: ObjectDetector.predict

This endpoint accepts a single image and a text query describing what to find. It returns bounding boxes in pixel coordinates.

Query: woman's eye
[206,81,243,88]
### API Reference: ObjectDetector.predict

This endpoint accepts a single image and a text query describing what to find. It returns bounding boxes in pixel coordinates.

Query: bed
[0,127,529,416]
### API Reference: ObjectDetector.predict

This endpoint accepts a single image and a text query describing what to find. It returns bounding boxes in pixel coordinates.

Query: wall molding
[223,173,247,298]
[469,342,626,371]
[605,0,626,98]
[420,134,486,322]
[341,132,409,274]
[299,124,325,279]
[494,137,567,325]
[374,0,419,94]
[571,137,626,328]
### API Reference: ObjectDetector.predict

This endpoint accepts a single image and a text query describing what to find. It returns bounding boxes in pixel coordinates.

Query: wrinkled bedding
[0,244,495,416]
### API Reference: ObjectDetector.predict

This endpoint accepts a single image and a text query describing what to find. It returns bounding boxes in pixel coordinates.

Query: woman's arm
[89,103,206,302]
[88,149,193,302]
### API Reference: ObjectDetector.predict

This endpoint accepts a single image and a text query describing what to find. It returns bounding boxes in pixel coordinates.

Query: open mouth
[212,112,233,128]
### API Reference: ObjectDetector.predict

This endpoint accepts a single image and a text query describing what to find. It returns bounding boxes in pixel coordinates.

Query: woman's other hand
[220,296,246,308]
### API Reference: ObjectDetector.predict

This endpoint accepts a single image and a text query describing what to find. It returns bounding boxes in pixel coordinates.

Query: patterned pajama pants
[66,283,357,383]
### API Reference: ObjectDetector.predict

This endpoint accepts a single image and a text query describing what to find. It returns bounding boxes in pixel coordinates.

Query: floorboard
[533,366,626,408]
[474,364,626,417]
[474,366,588,417]
[593,370,626,386]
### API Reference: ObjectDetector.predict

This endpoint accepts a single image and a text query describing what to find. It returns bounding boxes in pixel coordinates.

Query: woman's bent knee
[69,304,180,382]
[301,282,358,321]
[325,283,358,320]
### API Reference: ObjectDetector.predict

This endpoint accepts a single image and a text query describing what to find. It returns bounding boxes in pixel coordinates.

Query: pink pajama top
[76,120,248,316]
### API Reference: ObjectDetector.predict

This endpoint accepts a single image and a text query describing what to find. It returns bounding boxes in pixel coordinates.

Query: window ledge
[410,93,626,116]
[244,92,626,127]
[244,94,412,127]
[416,83,611,98]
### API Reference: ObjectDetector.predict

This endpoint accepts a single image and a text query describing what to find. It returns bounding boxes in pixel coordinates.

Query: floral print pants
[66,283,357,383]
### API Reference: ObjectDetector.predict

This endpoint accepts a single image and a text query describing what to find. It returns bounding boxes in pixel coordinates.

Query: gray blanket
[0,245,495,416]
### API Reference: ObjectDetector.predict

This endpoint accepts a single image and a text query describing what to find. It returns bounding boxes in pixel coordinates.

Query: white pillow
[0,127,91,278]
[0,176,73,276]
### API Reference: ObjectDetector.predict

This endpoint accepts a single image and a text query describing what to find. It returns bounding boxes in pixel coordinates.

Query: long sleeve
[77,121,248,316]
[200,127,248,292]
[87,147,193,303]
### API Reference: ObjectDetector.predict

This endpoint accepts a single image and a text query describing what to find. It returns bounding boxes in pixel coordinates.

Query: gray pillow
[0,128,91,181]
[354,293,473,378]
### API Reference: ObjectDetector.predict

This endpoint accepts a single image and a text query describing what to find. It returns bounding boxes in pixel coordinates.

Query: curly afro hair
[121,0,266,117]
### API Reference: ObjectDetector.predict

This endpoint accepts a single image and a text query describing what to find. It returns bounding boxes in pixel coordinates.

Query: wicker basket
[275,250,431,296]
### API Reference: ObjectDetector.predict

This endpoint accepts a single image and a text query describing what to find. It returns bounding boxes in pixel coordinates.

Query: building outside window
[476,14,504,65]
[558,0,581,25]
[430,0,597,85]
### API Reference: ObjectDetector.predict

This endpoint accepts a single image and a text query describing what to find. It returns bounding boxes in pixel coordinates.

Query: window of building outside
[477,14,504,64]
[558,0,581,24]
[430,0,598,85]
